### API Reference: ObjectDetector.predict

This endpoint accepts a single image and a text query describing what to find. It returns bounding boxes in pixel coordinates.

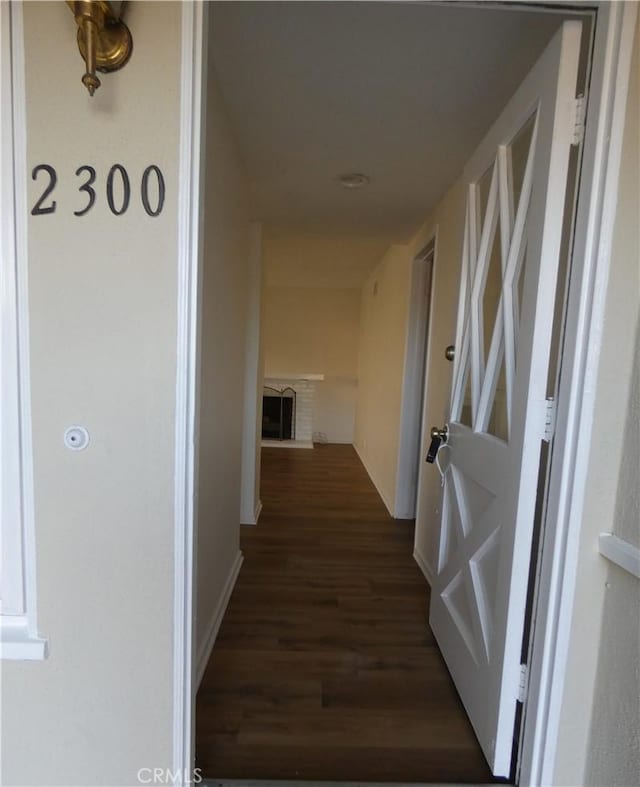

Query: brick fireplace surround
[262,374,324,448]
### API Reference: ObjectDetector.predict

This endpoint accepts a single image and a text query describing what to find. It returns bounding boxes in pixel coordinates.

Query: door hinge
[543,397,556,442]
[518,663,529,703]
[571,94,587,146]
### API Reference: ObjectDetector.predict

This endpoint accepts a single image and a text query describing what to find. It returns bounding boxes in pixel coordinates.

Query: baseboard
[395,504,417,519]
[413,546,434,587]
[240,499,263,526]
[352,442,394,517]
[196,550,244,688]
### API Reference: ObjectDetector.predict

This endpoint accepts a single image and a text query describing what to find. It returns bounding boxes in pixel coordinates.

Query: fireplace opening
[262,386,296,440]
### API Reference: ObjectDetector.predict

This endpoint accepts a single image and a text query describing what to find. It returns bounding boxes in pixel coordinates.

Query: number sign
[31,164,166,217]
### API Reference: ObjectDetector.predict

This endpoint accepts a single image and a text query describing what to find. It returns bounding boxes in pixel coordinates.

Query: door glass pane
[487,346,508,442]
[477,162,494,237]
[514,236,529,363]
[458,342,473,428]
[509,112,537,217]
[482,218,503,372]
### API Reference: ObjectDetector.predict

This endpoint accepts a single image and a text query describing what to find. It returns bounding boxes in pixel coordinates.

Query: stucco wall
[581,14,639,786]
[585,322,640,787]
[1,3,182,784]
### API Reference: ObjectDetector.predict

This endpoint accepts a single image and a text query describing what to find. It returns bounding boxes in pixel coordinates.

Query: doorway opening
[172,1,628,787]
[396,240,436,519]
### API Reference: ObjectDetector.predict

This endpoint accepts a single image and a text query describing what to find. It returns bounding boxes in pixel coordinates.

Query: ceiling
[210,1,564,250]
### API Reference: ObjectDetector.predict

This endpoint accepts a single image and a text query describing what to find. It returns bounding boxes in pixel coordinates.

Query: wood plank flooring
[196,444,496,783]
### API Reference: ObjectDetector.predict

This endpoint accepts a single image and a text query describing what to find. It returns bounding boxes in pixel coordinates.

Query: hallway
[196,444,495,783]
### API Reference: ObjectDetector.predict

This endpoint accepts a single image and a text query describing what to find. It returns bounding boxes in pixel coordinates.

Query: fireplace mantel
[265,373,324,381]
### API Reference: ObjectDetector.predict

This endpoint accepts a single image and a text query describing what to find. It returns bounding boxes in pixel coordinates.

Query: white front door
[429,21,582,777]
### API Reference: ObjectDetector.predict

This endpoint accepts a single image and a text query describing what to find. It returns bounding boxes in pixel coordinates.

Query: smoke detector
[337,173,370,189]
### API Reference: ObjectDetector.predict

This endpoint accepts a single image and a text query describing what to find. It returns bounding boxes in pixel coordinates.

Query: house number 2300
[30,164,166,218]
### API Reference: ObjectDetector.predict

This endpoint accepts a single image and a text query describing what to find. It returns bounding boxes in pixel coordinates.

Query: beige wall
[263,286,360,443]
[557,13,640,785]
[263,233,387,290]
[411,180,467,574]
[353,246,413,513]
[351,181,465,528]
[1,3,182,784]
[196,62,251,656]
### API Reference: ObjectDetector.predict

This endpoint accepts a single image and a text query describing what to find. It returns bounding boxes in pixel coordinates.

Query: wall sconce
[67,1,132,96]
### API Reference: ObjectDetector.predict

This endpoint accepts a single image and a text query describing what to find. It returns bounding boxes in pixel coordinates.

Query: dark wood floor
[196,444,494,783]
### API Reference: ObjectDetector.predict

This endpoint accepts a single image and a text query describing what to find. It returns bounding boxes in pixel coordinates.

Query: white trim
[519,3,638,785]
[1,0,24,619]
[0,617,46,660]
[598,534,640,580]
[0,0,46,658]
[195,551,244,689]
[395,236,437,519]
[413,547,435,587]
[173,0,206,782]
[240,223,264,528]
[241,498,263,527]
[353,442,394,517]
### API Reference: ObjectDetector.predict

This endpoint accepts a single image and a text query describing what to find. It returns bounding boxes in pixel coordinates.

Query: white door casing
[429,21,581,777]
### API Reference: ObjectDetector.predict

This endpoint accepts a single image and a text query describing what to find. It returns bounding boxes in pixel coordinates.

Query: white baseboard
[240,499,262,526]
[395,504,417,519]
[413,546,434,587]
[195,550,243,688]
[352,442,394,517]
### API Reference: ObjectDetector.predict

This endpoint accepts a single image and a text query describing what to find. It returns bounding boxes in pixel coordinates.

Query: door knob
[426,425,448,463]
[445,345,455,362]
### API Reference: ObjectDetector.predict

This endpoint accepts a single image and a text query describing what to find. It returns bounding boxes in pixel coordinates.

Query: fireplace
[262,386,296,440]
[262,374,323,448]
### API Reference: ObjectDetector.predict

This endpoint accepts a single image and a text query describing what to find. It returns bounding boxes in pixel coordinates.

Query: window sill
[0,617,48,660]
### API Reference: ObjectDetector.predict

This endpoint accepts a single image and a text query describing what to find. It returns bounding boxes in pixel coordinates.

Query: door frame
[395,236,437,519]
[172,2,638,785]
[517,2,637,783]
[173,0,207,775]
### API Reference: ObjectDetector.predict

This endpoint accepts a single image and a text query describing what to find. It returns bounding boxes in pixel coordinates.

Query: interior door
[428,21,581,777]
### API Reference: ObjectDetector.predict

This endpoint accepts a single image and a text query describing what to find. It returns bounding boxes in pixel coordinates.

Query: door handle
[426,425,448,463]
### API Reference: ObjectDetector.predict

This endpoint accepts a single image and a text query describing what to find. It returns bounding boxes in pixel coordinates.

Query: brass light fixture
[67,1,133,96]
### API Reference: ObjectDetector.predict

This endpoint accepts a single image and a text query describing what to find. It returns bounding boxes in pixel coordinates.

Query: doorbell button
[64,425,90,451]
